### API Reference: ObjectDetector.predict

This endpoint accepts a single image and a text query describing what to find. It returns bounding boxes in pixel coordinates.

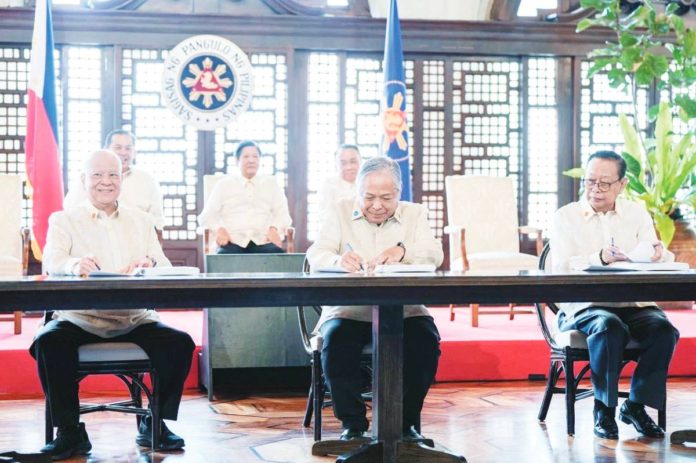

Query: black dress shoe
[402,426,435,447]
[402,426,426,441]
[593,409,619,439]
[136,416,185,450]
[40,422,92,461]
[619,401,665,438]
[339,428,366,441]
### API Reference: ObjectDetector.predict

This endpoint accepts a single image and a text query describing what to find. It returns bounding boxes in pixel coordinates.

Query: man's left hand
[120,257,154,274]
[267,227,283,248]
[367,245,405,272]
[651,241,664,262]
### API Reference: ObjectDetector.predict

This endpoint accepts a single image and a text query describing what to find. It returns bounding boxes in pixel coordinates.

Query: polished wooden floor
[3,379,696,462]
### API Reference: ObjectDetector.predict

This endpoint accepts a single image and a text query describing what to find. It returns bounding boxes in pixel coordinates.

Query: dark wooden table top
[0,270,694,311]
[4,270,694,462]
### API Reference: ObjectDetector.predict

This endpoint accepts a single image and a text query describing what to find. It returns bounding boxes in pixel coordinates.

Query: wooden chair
[0,174,30,334]
[534,243,666,435]
[201,174,294,255]
[297,258,372,443]
[42,311,162,449]
[444,175,542,326]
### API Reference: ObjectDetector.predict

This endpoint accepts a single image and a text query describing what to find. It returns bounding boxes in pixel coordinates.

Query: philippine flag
[26,0,64,256]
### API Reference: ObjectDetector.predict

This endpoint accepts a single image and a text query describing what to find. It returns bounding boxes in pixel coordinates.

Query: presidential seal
[162,35,253,130]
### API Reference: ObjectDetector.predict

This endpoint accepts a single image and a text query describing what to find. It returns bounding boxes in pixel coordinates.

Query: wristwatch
[396,242,406,262]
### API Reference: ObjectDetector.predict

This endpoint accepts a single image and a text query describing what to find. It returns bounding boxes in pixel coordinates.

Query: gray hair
[82,149,122,174]
[357,156,402,195]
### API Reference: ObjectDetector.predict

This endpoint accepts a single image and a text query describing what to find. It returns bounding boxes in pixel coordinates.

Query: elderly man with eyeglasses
[550,150,679,440]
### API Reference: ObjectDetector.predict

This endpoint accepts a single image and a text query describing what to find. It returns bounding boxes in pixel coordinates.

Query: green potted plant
[566,0,695,254]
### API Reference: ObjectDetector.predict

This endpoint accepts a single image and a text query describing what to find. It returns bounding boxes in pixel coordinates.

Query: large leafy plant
[572,0,696,245]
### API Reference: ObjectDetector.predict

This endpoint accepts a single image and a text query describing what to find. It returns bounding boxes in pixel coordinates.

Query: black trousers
[558,307,679,409]
[30,320,195,428]
[319,316,441,432]
[217,242,284,254]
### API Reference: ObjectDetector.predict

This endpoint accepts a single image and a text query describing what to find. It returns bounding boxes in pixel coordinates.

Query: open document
[316,264,436,273]
[576,262,689,272]
[374,264,436,273]
[88,266,200,277]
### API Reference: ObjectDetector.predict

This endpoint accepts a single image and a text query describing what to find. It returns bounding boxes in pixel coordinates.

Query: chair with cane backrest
[201,174,294,254]
[534,243,666,435]
[0,174,30,334]
[444,175,542,326]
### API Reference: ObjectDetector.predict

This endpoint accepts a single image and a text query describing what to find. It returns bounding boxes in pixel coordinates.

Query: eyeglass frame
[580,177,623,192]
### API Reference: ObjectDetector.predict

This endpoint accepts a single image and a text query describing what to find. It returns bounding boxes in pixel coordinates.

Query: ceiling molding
[0,8,616,56]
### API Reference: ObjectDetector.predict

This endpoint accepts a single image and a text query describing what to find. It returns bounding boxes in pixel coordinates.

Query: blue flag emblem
[381,0,411,201]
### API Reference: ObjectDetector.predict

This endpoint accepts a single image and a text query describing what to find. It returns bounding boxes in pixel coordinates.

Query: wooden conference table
[1,269,695,463]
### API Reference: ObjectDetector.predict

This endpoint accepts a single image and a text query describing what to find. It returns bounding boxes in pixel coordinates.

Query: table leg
[315,304,466,463]
[671,430,696,444]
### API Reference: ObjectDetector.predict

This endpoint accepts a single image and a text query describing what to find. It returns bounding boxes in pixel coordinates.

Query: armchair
[201,174,294,255]
[0,174,30,334]
[444,175,542,326]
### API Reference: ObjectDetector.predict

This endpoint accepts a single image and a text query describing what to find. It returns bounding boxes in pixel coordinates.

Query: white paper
[87,270,126,277]
[315,266,351,273]
[131,266,200,277]
[625,241,658,263]
[315,264,436,274]
[373,264,436,273]
[580,262,689,272]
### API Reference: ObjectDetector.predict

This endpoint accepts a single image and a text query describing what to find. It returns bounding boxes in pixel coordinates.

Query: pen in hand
[345,243,365,272]
[610,237,615,257]
[88,255,100,270]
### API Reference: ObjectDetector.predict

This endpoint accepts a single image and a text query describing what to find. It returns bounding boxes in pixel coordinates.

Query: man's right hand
[340,251,365,273]
[215,228,232,247]
[77,255,101,276]
[600,245,627,264]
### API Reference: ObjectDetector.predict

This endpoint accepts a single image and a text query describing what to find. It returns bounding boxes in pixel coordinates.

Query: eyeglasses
[581,178,621,192]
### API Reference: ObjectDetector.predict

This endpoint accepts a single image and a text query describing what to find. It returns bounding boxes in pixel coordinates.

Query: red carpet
[430,306,696,382]
[0,312,202,398]
[1,307,695,397]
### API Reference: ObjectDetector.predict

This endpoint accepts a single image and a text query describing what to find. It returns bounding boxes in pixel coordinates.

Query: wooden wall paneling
[557,56,577,207]
[520,57,530,227]
[192,129,215,269]
[101,45,117,141]
[288,50,309,251]
[410,57,424,203]
[441,58,454,269]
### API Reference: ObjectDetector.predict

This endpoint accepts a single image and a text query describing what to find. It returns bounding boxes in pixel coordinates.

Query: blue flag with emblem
[380,0,411,201]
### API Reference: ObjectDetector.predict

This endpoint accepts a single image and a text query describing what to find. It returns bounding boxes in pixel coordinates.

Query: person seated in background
[33,149,195,460]
[64,129,165,231]
[198,140,292,254]
[551,150,679,440]
[317,144,362,217]
[306,156,442,441]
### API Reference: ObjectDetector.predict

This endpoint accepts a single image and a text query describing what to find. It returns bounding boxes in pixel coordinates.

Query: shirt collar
[350,201,404,224]
[579,197,622,222]
[85,201,120,220]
